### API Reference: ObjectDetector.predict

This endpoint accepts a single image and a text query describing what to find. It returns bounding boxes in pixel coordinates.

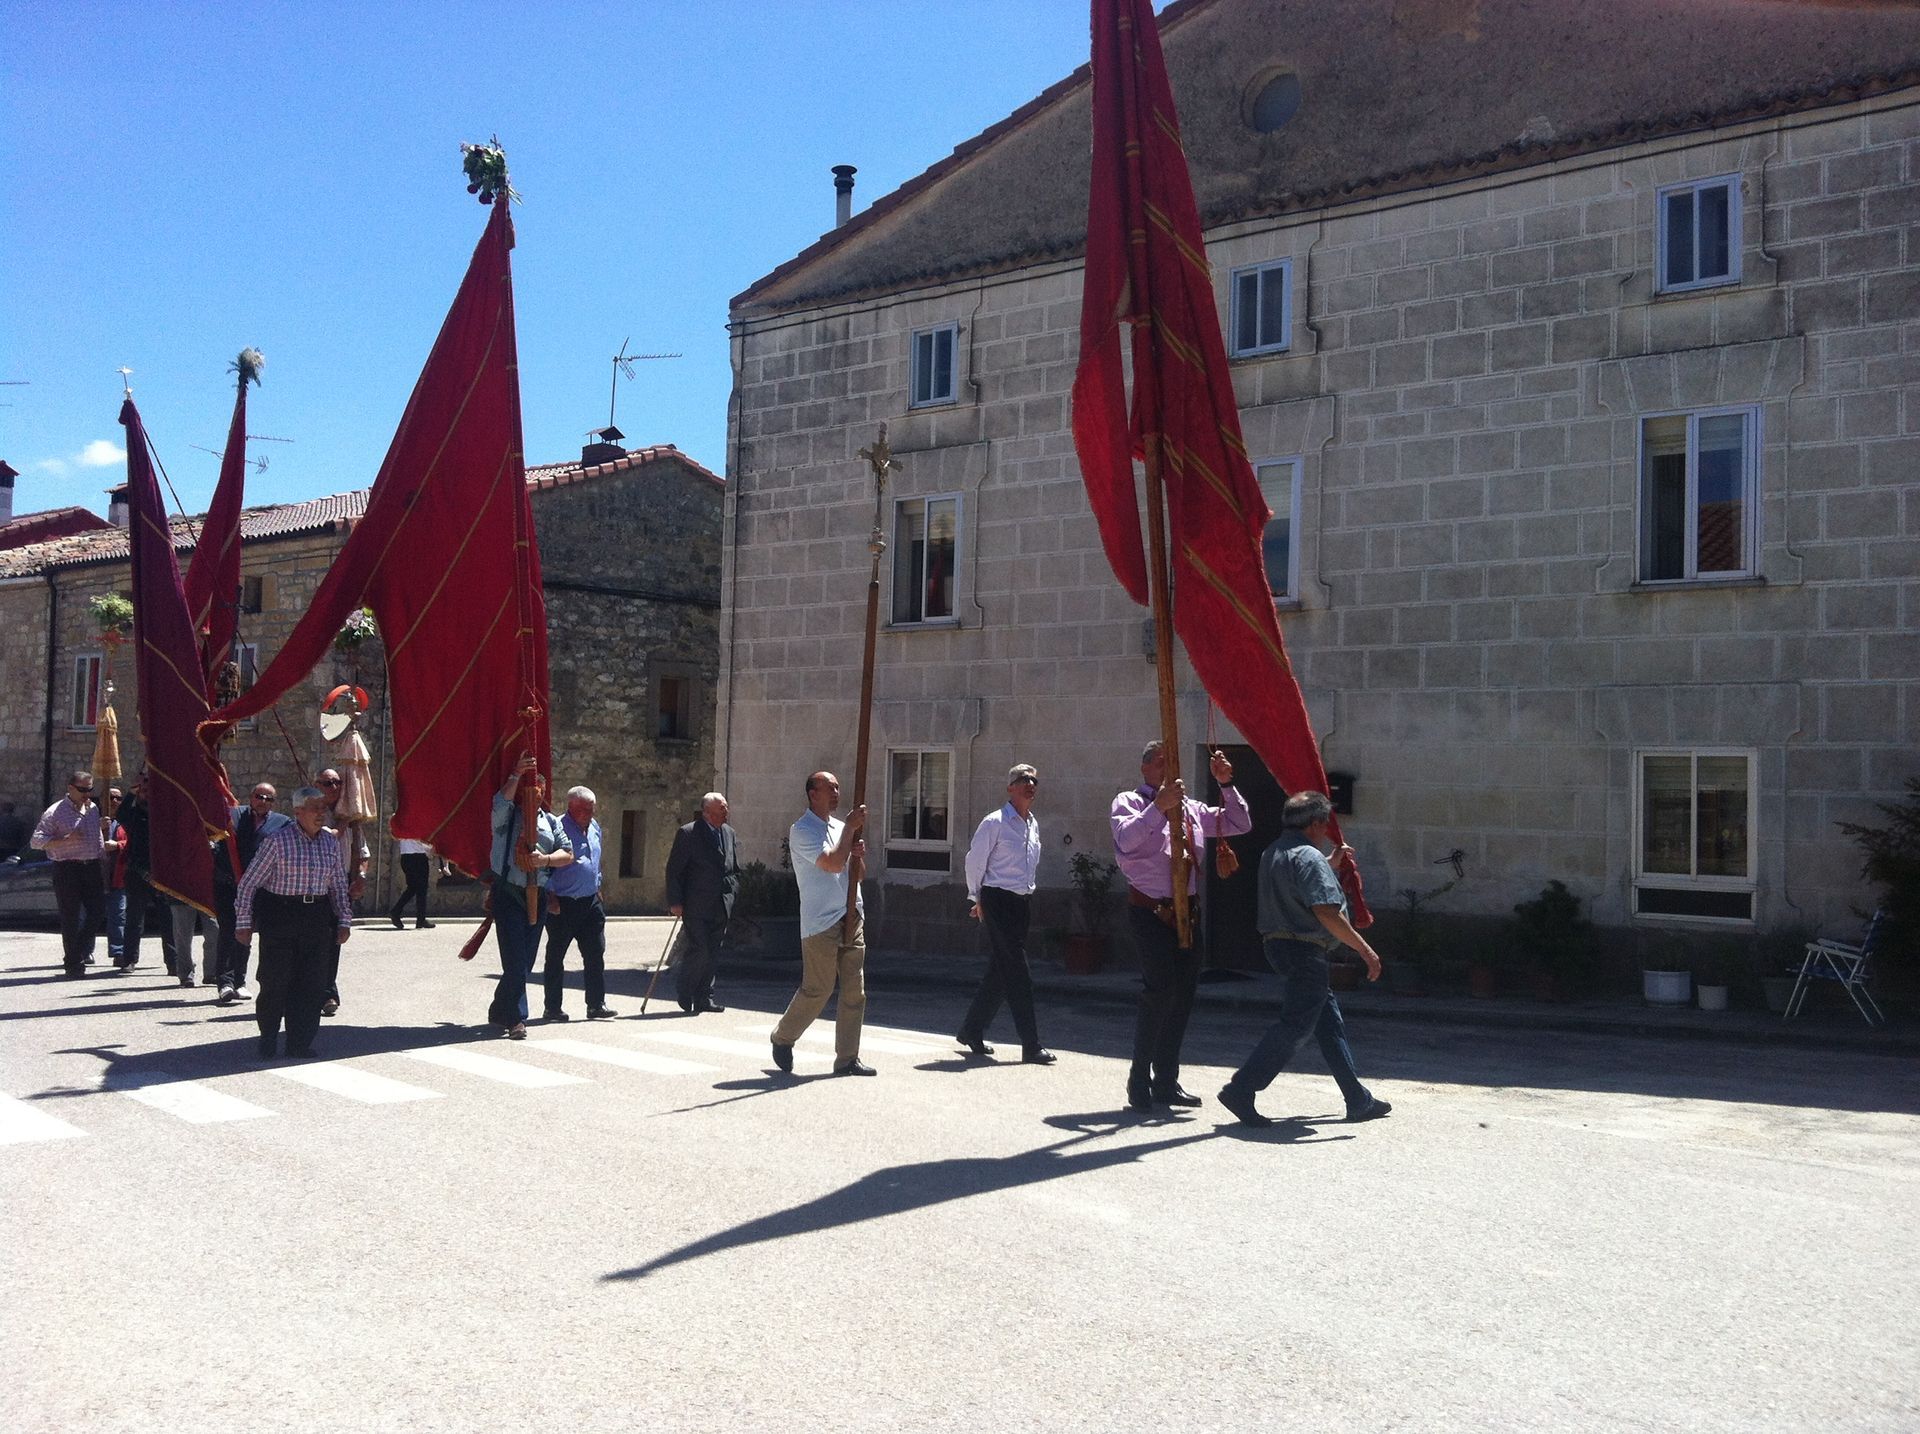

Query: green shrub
[1839,777,1920,965]
[733,859,798,919]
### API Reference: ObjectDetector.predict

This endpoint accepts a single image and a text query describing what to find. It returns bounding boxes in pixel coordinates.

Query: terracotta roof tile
[0,506,114,553]
[0,444,721,579]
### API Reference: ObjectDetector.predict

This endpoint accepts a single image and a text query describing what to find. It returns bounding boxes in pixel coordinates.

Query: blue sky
[3,2,1114,517]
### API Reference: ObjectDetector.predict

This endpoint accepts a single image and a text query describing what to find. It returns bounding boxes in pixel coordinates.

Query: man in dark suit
[664,791,740,1015]
[212,782,293,1004]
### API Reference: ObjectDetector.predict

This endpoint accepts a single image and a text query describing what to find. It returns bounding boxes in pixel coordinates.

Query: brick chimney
[0,460,16,526]
[580,425,626,468]
[107,483,129,529]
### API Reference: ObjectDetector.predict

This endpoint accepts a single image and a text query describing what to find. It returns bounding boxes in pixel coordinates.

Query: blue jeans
[1225,937,1372,1115]
[105,888,127,960]
[487,882,546,1027]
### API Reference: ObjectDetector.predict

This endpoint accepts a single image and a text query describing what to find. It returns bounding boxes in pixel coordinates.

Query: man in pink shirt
[1110,740,1250,1112]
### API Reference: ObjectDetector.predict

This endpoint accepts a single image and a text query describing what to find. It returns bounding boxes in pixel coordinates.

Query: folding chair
[1785,910,1886,1027]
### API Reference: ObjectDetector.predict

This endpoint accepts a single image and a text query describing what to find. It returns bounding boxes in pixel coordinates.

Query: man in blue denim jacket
[1217,791,1393,1127]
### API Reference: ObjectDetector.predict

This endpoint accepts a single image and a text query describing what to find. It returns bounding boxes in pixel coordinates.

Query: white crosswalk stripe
[114,1079,273,1124]
[634,1029,777,1060]
[783,1029,942,1057]
[534,1037,714,1075]
[400,1046,590,1088]
[268,1062,445,1105]
[0,1092,86,1145]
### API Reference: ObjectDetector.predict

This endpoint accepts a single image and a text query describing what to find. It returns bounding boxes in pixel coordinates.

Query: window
[70,654,104,730]
[891,495,959,625]
[886,749,952,872]
[656,674,694,741]
[910,324,958,407]
[1229,259,1292,356]
[1634,750,1756,921]
[1657,176,1740,292]
[233,642,260,729]
[239,574,274,614]
[619,810,643,879]
[1638,409,1758,583]
[1254,458,1302,602]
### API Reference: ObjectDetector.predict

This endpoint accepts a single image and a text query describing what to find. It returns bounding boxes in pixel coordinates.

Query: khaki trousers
[772,917,866,1064]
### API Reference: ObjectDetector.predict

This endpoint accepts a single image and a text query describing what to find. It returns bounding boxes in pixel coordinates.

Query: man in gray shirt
[1217,791,1393,1127]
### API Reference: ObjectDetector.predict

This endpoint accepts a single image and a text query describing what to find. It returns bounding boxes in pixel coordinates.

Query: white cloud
[76,440,125,467]
[35,457,68,474]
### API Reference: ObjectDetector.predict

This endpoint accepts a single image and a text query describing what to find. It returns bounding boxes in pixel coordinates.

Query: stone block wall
[724,95,1920,950]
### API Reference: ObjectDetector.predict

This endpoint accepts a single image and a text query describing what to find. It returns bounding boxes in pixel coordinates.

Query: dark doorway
[1202,743,1287,971]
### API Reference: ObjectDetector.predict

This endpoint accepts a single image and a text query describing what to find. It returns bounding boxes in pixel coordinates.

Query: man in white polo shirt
[769,770,873,1077]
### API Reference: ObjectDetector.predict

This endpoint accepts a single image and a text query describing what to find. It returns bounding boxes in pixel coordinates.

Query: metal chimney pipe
[833,165,857,228]
[0,460,16,526]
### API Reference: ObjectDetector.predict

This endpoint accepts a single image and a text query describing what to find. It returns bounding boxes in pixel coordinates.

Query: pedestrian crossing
[1,1017,955,1146]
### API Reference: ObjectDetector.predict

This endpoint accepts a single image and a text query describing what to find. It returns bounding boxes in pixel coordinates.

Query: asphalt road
[4,920,1916,1433]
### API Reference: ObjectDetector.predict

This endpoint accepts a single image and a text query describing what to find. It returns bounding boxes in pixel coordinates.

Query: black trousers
[122,869,177,970]
[392,853,430,925]
[254,894,338,1051]
[212,876,249,988]
[960,885,1040,1051]
[674,914,726,1009]
[1128,903,1199,1093]
[50,860,104,969]
[542,893,607,1013]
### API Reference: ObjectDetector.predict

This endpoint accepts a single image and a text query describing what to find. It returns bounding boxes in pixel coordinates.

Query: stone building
[0,439,721,913]
[721,0,1920,959]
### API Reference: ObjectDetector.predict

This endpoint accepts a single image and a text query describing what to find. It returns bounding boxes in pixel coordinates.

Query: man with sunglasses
[956,763,1055,1065]
[314,768,368,1017]
[30,770,107,976]
[211,783,291,1003]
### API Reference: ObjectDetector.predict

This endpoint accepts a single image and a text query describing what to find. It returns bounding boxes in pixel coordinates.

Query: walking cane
[640,912,683,1015]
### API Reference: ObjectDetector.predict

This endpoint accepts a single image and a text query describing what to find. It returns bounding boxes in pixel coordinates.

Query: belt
[263,890,326,904]
[1126,887,1172,911]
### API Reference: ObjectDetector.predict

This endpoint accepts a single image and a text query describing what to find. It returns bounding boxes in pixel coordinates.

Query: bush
[1839,777,1920,965]
[1512,879,1596,980]
[733,859,798,919]
[1068,851,1117,937]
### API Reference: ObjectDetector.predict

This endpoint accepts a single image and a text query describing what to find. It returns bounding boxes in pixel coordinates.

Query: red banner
[202,200,548,881]
[1071,0,1370,924]
[123,399,233,915]
[183,380,247,690]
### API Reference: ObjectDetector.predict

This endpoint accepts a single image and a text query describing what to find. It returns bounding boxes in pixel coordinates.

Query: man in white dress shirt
[956,763,1055,1065]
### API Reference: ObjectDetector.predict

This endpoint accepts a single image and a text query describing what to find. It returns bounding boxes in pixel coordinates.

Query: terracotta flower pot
[1064,934,1107,975]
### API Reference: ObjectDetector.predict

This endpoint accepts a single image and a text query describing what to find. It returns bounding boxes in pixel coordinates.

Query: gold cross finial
[857,422,901,490]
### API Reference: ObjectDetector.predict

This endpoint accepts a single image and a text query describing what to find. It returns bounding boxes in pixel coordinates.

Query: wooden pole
[845,426,897,941]
[1141,436,1192,950]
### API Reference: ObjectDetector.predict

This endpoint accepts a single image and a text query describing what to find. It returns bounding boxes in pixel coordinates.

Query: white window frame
[1253,456,1303,605]
[1228,258,1294,357]
[1635,406,1760,584]
[884,747,954,873]
[70,653,104,731]
[889,492,963,628]
[1631,748,1758,924]
[1656,175,1741,294]
[909,323,959,408]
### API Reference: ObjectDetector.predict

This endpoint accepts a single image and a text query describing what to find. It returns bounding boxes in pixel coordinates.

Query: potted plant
[333,606,378,679]
[727,852,801,960]
[1512,879,1595,1003]
[1690,934,1745,1012]
[1066,851,1117,974]
[1390,875,1461,996]
[1639,929,1692,1006]
[88,592,134,641]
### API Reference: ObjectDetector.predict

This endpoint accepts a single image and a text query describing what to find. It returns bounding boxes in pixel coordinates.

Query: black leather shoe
[416,920,436,930]
[543,1009,569,1022]
[1022,1048,1057,1065]
[1155,1084,1204,1108]
[696,1001,726,1015]
[1218,1085,1272,1127]
[1348,1098,1393,1123]
[390,914,404,931]
[1127,1081,1153,1113]
[677,998,694,1015]
[958,1035,994,1058]
[834,1058,877,1077]
[586,1005,616,1020]
[771,1040,794,1073]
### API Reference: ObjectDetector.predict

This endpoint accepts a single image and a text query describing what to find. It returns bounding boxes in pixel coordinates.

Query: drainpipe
[41,572,58,805]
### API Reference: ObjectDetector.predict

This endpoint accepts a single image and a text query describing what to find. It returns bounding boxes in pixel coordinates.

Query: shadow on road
[603,1121,1221,1282]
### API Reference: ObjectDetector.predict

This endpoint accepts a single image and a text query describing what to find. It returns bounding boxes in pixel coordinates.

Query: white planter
[1643,969,1691,1006]
[1697,983,1730,1012]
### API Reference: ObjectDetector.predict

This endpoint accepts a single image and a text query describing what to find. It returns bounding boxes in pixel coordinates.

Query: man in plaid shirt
[235,786,352,1059]
[31,770,107,976]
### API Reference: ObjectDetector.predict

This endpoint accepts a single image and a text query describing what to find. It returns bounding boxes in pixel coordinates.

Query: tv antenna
[608,336,681,431]
[188,433,293,476]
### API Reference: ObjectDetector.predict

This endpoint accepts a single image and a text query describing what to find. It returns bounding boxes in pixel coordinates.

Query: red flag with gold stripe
[1071,0,1371,924]
[203,198,548,880]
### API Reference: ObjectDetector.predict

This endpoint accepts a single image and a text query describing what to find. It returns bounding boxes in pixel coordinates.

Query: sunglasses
[319,778,342,787]
[71,784,94,793]
[1012,776,1039,786]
